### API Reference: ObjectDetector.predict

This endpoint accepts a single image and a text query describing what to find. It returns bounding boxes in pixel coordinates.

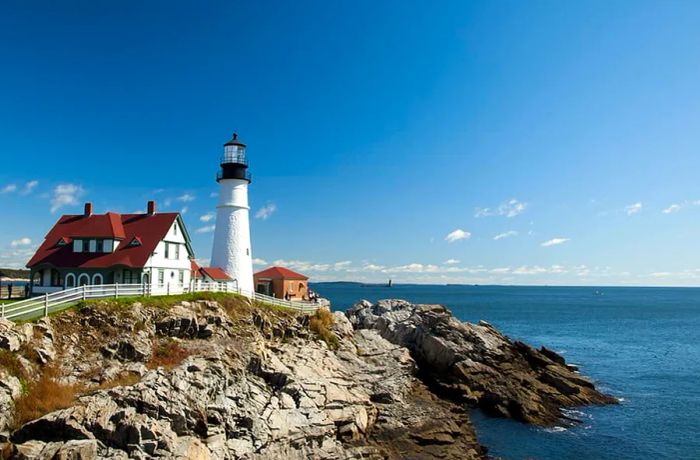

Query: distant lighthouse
[210,133,254,293]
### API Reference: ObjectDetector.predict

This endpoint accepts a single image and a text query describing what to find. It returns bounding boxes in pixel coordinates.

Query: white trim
[77,274,90,286]
[65,273,76,288]
[92,273,103,285]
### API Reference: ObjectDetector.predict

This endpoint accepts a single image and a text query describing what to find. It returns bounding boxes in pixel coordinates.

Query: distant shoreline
[310,281,700,289]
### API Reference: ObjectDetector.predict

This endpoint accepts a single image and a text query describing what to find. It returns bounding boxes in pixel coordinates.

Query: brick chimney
[84,202,93,216]
[147,200,156,215]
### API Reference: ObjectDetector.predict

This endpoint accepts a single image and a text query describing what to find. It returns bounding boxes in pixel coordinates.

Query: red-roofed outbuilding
[254,266,309,300]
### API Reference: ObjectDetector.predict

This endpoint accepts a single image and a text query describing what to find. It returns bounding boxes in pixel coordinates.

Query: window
[65,273,76,288]
[32,270,43,286]
[74,240,83,252]
[158,269,164,287]
[78,274,90,286]
[164,242,170,259]
[92,274,103,285]
[175,244,180,260]
[89,240,97,252]
[96,239,104,252]
[173,223,178,236]
[178,270,184,286]
[104,240,114,252]
[50,269,63,287]
[123,269,133,284]
[129,237,141,247]
[57,238,67,246]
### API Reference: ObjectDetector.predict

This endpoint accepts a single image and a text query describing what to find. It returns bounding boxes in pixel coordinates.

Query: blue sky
[1,1,700,285]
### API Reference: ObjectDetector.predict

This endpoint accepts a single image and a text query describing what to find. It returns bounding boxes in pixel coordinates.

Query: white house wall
[143,219,194,291]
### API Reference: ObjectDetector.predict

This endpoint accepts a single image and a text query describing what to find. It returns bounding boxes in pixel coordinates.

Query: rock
[331,311,354,337]
[101,331,152,362]
[0,319,23,352]
[54,439,98,459]
[155,306,200,338]
[346,299,618,426]
[0,371,22,433]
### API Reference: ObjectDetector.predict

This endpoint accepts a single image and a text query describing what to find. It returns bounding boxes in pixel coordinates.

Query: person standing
[7,282,13,299]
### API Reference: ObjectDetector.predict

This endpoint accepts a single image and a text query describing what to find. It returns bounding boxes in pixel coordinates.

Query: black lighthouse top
[217,133,251,183]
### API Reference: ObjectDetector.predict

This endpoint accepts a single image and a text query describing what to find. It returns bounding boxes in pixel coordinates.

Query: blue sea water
[312,283,700,460]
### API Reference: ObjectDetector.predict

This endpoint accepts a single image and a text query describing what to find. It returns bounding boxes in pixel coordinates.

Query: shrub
[13,367,78,428]
[309,308,339,349]
[147,339,190,369]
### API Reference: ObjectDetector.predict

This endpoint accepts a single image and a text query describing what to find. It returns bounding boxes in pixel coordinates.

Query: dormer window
[73,240,83,252]
[57,237,68,247]
[129,237,142,247]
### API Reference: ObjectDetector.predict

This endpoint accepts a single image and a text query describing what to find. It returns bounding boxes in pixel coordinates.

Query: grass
[0,349,28,381]
[77,291,263,312]
[309,308,339,349]
[147,338,191,370]
[12,367,79,429]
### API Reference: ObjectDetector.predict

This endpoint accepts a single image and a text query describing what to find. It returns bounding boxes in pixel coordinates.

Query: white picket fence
[0,282,320,322]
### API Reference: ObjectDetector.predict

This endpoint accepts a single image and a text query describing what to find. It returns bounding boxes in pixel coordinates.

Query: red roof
[191,260,203,278]
[254,266,308,280]
[199,267,232,281]
[27,212,183,269]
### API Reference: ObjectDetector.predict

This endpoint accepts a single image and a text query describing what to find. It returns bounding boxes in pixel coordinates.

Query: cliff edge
[0,295,615,459]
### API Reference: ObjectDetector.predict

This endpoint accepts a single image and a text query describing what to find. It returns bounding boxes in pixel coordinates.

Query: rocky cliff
[0,295,616,459]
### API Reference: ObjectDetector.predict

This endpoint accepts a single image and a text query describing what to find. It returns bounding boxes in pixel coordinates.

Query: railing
[216,170,252,182]
[0,282,321,322]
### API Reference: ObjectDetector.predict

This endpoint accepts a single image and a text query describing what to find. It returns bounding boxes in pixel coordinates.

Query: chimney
[147,200,156,215]
[84,202,93,216]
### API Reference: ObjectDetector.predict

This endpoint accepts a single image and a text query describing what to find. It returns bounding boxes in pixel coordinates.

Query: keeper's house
[26,201,195,295]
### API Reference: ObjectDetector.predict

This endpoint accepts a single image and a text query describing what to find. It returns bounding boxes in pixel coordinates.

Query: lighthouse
[210,133,254,293]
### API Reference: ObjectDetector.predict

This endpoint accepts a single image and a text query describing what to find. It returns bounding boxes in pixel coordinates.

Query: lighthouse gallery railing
[0,283,320,322]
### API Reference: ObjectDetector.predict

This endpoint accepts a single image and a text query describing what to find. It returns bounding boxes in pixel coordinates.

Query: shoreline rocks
[0,296,616,458]
[346,299,618,426]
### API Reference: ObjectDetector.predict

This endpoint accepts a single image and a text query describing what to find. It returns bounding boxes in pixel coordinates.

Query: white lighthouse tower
[210,133,254,293]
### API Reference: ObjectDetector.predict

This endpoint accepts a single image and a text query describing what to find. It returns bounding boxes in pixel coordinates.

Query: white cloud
[209,192,218,198]
[475,199,528,218]
[494,230,518,241]
[444,259,460,265]
[252,258,268,266]
[661,200,700,214]
[180,206,188,214]
[200,212,215,222]
[177,193,195,203]
[20,180,38,195]
[195,225,216,234]
[625,202,642,215]
[662,204,681,214]
[445,229,471,243]
[10,237,32,247]
[541,237,570,247]
[359,263,386,272]
[1,184,17,194]
[255,203,277,220]
[50,183,85,213]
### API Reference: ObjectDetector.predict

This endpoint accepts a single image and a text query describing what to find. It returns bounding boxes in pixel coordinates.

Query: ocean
[312,283,700,460]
